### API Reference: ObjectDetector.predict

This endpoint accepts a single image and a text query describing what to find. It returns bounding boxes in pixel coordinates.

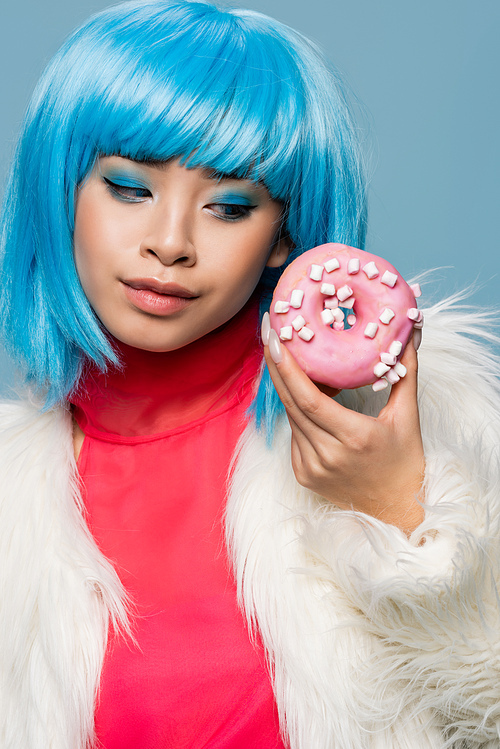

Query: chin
[107,326,201,353]
[101,308,231,353]
[115,337,186,353]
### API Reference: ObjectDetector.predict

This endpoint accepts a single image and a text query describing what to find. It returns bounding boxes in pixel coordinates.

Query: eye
[207,203,257,221]
[103,177,152,202]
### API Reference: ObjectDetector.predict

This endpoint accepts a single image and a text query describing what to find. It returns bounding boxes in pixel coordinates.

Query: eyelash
[207,203,257,221]
[103,177,151,201]
[103,177,258,221]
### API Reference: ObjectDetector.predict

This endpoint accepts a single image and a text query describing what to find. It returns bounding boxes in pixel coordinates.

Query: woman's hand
[262,313,425,535]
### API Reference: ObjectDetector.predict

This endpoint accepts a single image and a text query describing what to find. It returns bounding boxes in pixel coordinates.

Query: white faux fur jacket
[1,300,500,749]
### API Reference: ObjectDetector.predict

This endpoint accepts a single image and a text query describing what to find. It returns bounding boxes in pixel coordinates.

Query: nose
[139,206,196,267]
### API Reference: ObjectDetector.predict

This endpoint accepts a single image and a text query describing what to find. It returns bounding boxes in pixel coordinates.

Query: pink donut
[269,243,421,390]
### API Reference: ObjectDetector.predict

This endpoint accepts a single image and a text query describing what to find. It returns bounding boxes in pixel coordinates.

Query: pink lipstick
[122,279,197,315]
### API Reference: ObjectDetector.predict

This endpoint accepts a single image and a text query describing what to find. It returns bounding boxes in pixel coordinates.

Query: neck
[71,299,262,438]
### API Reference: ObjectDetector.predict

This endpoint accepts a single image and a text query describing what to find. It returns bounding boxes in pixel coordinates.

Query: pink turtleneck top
[71,302,285,748]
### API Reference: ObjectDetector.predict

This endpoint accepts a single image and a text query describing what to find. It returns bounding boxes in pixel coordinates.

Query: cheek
[73,229,103,302]
[73,198,126,296]
[73,229,92,294]
[74,193,103,283]
[220,221,280,287]
[218,248,270,300]
[73,235,119,326]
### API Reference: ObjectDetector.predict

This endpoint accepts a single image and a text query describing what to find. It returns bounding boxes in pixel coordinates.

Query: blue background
[1,0,499,390]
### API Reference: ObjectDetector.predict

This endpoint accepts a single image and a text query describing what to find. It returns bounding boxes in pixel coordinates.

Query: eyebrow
[208,171,274,197]
[133,157,246,180]
[134,157,169,168]
[202,168,251,183]
[120,155,235,176]
[111,156,262,189]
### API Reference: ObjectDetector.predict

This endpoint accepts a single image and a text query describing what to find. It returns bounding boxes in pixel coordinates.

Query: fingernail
[261,311,271,346]
[268,329,283,364]
[413,328,422,351]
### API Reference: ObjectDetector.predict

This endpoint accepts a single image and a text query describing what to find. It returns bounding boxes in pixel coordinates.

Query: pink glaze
[270,243,417,389]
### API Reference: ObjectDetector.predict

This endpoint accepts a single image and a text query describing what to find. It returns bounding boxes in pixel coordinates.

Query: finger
[264,341,335,442]
[315,382,342,398]
[381,330,420,422]
[287,411,324,463]
[286,411,342,492]
[265,338,346,475]
[264,328,365,440]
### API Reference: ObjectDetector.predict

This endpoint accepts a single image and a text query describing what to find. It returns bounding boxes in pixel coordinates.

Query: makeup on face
[74,156,288,352]
[98,156,264,214]
[98,161,152,202]
[204,190,259,221]
[208,192,256,206]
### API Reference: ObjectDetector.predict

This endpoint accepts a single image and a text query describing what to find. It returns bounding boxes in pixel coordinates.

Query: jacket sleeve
[300,299,500,745]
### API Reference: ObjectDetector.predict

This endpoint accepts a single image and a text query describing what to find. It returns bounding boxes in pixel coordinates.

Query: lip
[124,278,197,297]
[122,278,198,315]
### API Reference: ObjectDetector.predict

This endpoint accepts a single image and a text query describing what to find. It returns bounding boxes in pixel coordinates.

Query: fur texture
[1,300,500,747]
[0,397,129,749]
[227,300,500,748]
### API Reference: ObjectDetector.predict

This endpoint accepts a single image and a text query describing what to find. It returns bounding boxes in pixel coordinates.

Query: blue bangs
[68,3,306,200]
[88,19,302,191]
[1,0,367,426]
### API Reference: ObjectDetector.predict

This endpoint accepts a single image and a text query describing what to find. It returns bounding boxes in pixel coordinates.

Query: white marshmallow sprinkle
[341,297,355,309]
[309,264,323,281]
[324,257,340,272]
[381,352,397,366]
[389,340,403,356]
[372,379,388,392]
[374,361,391,378]
[379,307,395,325]
[347,258,360,274]
[410,283,422,298]
[279,326,293,341]
[320,283,336,296]
[364,322,378,339]
[321,308,335,325]
[298,326,314,341]
[290,289,304,308]
[381,270,398,287]
[407,307,421,321]
[291,315,306,331]
[394,362,407,377]
[274,300,290,314]
[385,369,400,385]
[324,297,339,309]
[337,285,353,302]
[363,261,379,279]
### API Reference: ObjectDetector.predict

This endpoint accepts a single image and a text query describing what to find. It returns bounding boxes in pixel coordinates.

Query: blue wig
[0,0,367,433]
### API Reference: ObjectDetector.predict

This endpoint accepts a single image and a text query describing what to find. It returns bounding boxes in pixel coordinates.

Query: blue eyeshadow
[210,192,256,205]
[101,168,149,188]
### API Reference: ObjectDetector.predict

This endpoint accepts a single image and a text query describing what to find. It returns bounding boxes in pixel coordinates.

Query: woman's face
[74,156,289,351]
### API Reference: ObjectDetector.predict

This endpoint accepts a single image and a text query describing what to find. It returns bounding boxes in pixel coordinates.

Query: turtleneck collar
[70,298,262,440]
